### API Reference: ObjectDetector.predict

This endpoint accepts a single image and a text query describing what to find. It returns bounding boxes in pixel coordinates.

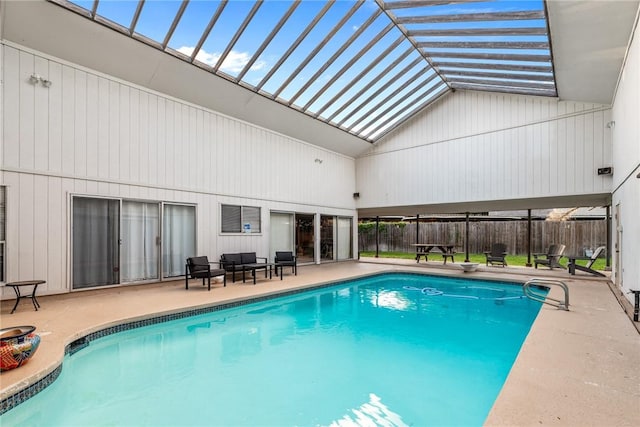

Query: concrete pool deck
[1,260,639,425]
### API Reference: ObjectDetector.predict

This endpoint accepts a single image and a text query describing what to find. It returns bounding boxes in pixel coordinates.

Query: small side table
[6,280,45,314]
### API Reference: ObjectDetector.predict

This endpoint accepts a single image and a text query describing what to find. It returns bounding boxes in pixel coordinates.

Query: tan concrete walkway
[1,260,638,425]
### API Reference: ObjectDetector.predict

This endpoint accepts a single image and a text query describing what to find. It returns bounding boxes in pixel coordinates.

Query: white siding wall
[356,91,612,207]
[611,16,640,305]
[0,43,357,296]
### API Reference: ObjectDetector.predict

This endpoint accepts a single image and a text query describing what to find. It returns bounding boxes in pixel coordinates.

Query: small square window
[221,204,261,233]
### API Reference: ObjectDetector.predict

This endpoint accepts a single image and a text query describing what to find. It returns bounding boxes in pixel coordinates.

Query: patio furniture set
[411,241,606,277]
[185,251,297,290]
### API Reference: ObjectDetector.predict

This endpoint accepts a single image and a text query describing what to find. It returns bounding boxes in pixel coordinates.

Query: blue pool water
[2,273,544,426]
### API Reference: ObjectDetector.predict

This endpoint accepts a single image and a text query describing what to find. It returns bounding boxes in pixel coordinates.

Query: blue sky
[66,0,552,140]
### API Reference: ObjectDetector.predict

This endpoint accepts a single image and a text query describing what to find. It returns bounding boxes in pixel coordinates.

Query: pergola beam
[428,52,551,62]
[397,11,546,24]
[408,27,547,37]
[384,0,485,9]
[418,41,549,50]
[451,82,556,96]
[448,76,555,90]
[436,61,553,73]
[444,70,554,81]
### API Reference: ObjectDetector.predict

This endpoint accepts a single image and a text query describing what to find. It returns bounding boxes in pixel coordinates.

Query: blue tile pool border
[0,271,524,414]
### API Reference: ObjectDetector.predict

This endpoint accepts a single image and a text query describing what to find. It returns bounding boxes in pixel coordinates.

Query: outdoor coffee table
[242,263,274,284]
[6,280,45,314]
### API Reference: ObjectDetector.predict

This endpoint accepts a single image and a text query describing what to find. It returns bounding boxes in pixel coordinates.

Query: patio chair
[484,243,508,267]
[220,253,244,283]
[533,244,566,270]
[274,251,297,280]
[568,246,606,277]
[185,256,226,291]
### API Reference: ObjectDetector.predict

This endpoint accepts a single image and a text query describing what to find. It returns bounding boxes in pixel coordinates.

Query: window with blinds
[221,204,261,234]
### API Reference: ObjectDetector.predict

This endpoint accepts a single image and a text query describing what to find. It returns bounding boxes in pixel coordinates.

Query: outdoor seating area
[186,252,300,286]
[220,252,272,285]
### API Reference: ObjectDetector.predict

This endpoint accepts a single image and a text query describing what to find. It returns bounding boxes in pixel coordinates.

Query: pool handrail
[523,279,569,311]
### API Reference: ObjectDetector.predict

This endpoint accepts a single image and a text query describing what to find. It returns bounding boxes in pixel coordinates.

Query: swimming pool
[1,273,544,426]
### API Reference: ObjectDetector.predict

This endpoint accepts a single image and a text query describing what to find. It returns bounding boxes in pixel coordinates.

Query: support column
[526,209,532,267]
[606,205,611,270]
[416,214,420,244]
[465,212,470,262]
[375,216,379,258]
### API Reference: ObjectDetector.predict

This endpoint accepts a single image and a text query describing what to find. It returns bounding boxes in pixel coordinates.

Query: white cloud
[177,46,266,74]
[176,46,196,58]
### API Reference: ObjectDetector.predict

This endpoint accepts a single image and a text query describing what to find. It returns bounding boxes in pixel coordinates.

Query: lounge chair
[484,243,508,267]
[568,246,606,277]
[274,251,297,280]
[185,256,226,291]
[533,244,566,269]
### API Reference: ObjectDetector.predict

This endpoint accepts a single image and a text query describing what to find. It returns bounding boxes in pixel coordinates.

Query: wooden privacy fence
[358,220,607,256]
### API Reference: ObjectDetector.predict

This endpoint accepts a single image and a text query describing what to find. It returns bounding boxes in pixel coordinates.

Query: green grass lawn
[358,251,607,271]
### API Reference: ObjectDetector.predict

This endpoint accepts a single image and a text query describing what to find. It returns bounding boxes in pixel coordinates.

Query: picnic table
[411,244,457,264]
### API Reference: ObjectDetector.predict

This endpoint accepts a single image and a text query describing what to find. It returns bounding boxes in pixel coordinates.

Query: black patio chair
[484,243,508,267]
[274,251,297,280]
[185,256,226,291]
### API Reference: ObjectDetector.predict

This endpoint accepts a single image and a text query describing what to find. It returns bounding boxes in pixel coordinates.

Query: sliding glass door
[122,201,159,282]
[295,214,315,264]
[162,204,196,278]
[73,197,195,288]
[320,215,335,262]
[337,217,353,260]
[72,197,120,289]
[270,212,294,261]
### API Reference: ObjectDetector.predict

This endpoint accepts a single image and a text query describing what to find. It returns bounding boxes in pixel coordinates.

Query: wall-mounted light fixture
[606,121,615,129]
[29,73,52,88]
[597,167,613,175]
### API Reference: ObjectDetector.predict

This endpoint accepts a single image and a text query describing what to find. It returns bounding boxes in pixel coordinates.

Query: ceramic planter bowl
[0,325,41,371]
